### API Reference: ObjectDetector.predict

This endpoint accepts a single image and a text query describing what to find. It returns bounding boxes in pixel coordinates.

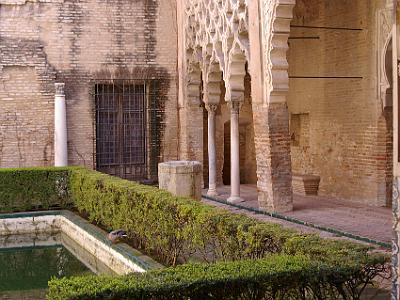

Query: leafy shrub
[69,168,301,265]
[0,167,72,213]
[47,254,387,300]
[0,167,389,299]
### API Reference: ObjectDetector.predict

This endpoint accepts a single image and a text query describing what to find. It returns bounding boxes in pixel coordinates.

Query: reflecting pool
[0,232,113,299]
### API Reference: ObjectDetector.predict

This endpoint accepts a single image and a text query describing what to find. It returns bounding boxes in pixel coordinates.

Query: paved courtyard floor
[202,184,392,245]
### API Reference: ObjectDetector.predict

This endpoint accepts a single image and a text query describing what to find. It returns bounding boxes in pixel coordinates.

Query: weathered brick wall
[288,0,392,205]
[0,0,177,168]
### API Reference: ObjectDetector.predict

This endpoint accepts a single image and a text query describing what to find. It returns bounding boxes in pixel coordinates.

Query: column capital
[55,83,65,96]
[228,101,242,114]
[205,103,218,113]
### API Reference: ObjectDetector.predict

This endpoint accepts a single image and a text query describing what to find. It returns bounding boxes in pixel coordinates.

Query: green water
[0,245,92,298]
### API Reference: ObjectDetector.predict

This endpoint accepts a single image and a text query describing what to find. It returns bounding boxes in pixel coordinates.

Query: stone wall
[288,0,392,206]
[0,0,178,168]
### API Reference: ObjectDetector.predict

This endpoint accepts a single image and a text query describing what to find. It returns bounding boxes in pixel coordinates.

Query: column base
[227,196,244,204]
[207,188,219,197]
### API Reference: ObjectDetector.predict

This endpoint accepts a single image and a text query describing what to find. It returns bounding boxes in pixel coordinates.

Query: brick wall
[0,0,177,169]
[288,0,392,206]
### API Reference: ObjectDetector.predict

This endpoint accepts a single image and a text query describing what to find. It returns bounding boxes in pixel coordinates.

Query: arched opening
[221,68,257,186]
[288,0,393,207]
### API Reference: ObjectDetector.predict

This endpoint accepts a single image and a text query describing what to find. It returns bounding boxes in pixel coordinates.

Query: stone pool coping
[0,210,163,274]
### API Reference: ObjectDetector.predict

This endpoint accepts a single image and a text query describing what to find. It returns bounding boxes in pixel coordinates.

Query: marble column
[54,83,68,167]
[227,101,243,203]
[206,103,218,196]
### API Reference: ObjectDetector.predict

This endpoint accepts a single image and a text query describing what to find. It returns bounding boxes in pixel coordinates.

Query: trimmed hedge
[0,167,71,213]
[0,167,390,299]
[69,168,379,266]
[69,167,298,265]
[47,254,386,300]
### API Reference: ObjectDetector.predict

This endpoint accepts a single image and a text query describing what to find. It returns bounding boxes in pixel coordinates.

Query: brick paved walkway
[202,184,392,245]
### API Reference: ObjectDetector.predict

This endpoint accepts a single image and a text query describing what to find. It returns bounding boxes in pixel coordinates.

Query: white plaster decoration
[54,83,68,167]
[206,103,219,196]
[203,62,223,103]
[185,0,250,100]
[227,100,243,203]
[262,0,295,104]
[187,61,203,106]
[377,2,395,110]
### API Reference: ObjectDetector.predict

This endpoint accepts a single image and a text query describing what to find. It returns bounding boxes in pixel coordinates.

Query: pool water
[0,230,116,300]
[0,245,92,299]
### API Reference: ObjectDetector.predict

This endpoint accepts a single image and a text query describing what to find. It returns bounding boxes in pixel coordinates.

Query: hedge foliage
[0,167,71,213]
[0,167,390,299]
[69,167,300,265]
[47,254,387,300]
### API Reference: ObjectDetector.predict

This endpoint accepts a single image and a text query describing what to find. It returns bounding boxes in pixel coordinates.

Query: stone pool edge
[0,210,163,274]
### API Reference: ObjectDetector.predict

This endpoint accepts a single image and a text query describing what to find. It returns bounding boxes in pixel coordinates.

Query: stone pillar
[228,101,243,203]
[54,83,68,167]
[252,102,293,212]
[206,104,218,196]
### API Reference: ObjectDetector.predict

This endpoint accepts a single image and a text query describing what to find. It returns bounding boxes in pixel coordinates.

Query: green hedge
[0,167,71,213]
[47,254,386,300]
[69,167,299,265]
[0,167,389,299]
[69,168,376,267]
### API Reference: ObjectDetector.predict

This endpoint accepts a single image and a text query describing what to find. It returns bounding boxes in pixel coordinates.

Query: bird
[107,229,128,244]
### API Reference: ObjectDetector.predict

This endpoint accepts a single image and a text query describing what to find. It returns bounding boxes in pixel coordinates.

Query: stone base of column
[207,188,218,197]
[227,195,244,203]
[258,189,292,212]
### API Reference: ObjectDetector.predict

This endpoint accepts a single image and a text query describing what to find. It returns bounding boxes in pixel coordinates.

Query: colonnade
[204,95,244,203]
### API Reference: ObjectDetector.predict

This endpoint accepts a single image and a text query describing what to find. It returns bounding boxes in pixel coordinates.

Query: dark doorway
[95,82,147,181]
[223,121,230,185]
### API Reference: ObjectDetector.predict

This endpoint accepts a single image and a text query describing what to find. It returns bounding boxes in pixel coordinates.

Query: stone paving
[202,184,392,245]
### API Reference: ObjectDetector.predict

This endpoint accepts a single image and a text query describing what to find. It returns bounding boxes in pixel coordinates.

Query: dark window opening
[94,80,160,183]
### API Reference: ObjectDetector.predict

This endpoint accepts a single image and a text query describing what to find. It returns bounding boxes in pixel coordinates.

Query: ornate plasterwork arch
[262,0,295,104]
[203,59,223,104]
[184,0,296,105]
[377,1,395,110]
[185,0,250,102]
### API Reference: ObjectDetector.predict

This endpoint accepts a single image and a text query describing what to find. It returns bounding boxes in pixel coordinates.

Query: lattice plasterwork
[185,0,250,103]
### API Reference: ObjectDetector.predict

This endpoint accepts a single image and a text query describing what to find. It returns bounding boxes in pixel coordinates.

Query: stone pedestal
[158,161,202,200]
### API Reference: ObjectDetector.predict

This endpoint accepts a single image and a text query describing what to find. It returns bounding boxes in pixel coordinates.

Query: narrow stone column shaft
[206,104,218,196]
[54,83,68,167]
[228,101,243,203]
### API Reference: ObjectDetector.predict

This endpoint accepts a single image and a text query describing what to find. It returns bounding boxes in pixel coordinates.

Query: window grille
[94,80,162,183]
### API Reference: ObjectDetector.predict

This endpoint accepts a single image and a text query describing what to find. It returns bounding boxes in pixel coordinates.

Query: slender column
[227,101,243,203]
[206,103,218,196]
[54,83,68,167]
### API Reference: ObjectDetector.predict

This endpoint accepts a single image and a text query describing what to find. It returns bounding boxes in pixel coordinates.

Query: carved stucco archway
[185,0,250,100]
[181,0,295,212]
[260,0,295,104]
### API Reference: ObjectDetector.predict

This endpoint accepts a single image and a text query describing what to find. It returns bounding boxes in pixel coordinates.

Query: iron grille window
[94,80,161,182]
